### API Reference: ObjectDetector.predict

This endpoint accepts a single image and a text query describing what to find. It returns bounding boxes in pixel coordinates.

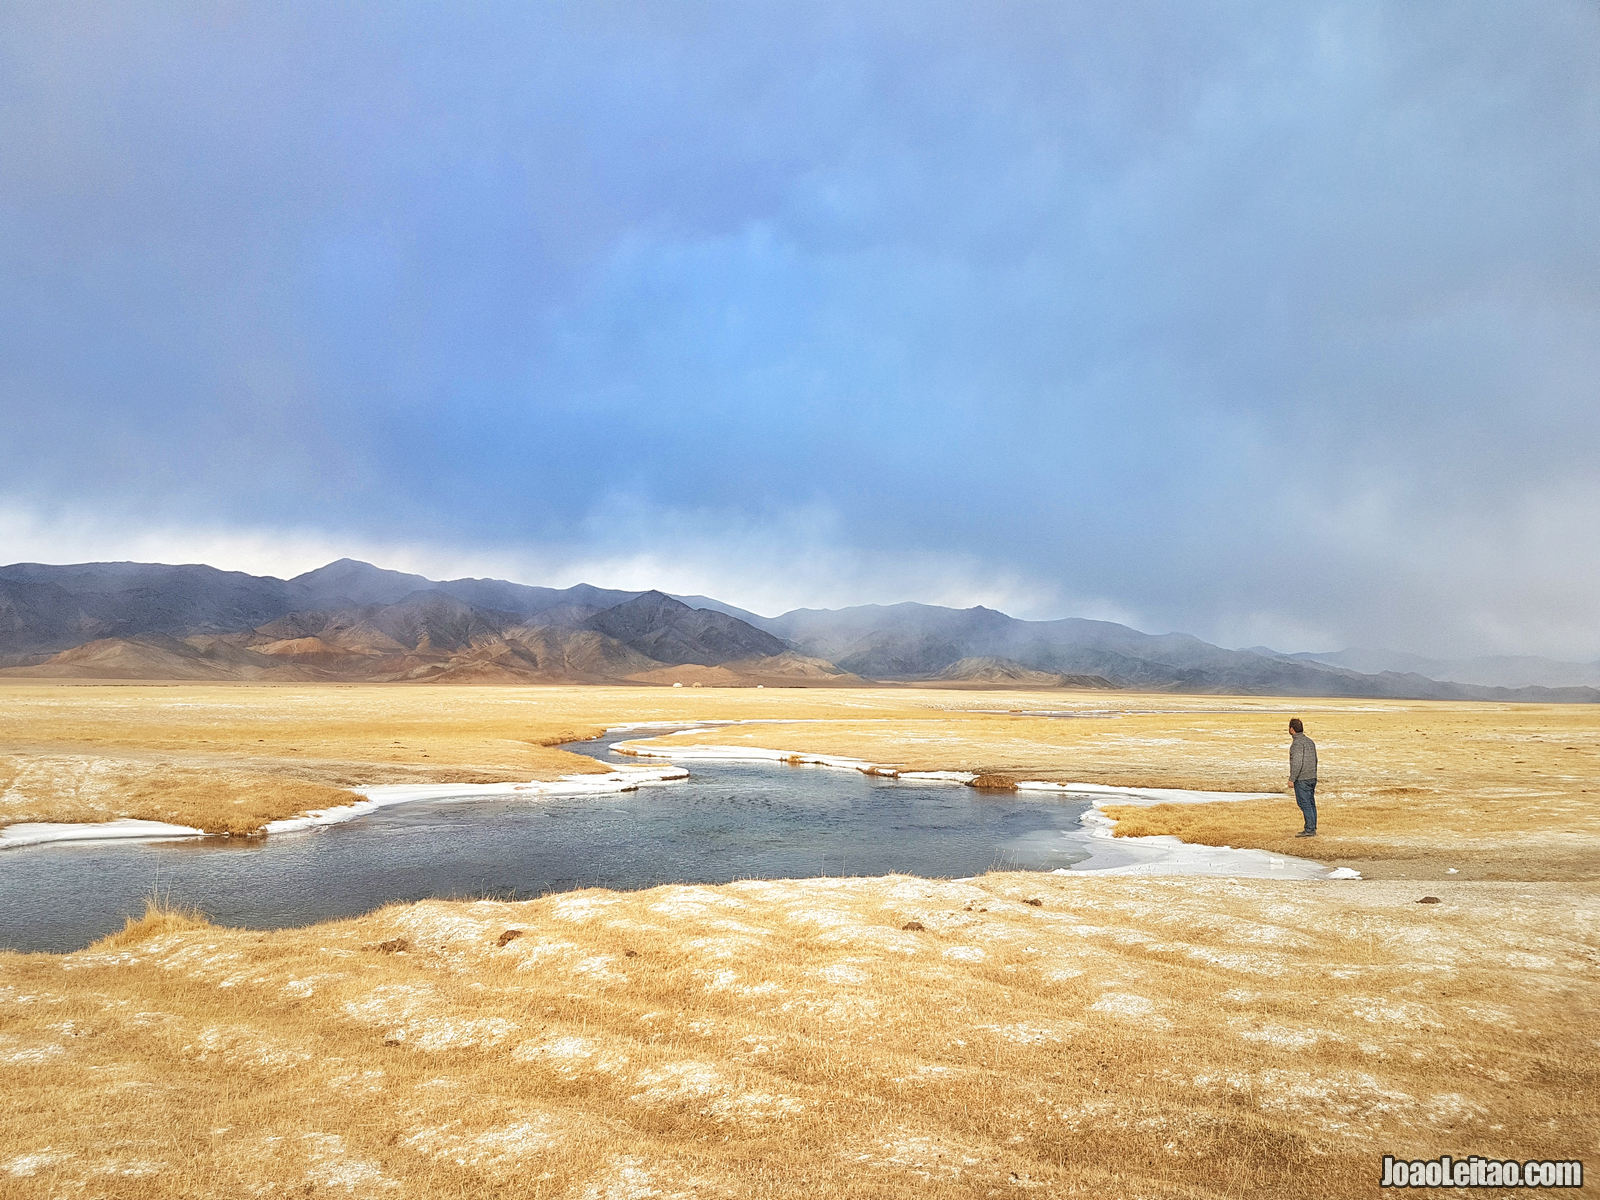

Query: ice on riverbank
[0,765,690,849]
[263,764,690,834]
[1009,782,1358,880]
[613,736,977,781]
[0,818,207,850]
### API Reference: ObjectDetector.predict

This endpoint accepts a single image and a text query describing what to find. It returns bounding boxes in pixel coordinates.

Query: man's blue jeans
[1294,778,1317,833]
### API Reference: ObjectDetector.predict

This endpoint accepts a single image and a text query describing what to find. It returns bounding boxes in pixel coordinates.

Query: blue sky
[3,2,1597,657]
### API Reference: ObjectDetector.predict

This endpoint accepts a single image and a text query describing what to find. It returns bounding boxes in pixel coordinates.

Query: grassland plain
[4,684,1598,880]
[2,683,1598,1197]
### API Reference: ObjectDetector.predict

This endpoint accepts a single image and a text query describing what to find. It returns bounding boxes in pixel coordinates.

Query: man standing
[1288,718,1318,837]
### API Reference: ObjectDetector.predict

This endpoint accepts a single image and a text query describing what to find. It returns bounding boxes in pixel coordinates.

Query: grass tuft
[968,773,1018,790]
[90,895,212,949]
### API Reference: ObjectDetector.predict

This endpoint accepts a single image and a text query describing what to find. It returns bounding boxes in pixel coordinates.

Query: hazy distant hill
[935,657,1114,688]
[1281,647,1600,692]
[1,559,1595,700]
[759,601,1600,702]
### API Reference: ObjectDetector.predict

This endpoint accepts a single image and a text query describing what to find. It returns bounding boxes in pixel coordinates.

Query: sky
[3,2,1597,659]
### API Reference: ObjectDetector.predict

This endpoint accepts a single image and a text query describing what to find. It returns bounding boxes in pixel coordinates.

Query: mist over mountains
[1,558,1595,701]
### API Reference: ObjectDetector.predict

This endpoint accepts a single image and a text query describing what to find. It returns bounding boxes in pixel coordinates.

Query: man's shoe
[1295,830,1316,838]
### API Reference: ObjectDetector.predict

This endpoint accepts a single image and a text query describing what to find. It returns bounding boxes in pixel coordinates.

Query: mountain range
[1,558,1595,701]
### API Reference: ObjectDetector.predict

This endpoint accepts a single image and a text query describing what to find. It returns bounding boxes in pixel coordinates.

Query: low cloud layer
[3,3,1597,657]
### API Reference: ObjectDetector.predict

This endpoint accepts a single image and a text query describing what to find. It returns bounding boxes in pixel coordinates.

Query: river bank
[4,683,1595,880]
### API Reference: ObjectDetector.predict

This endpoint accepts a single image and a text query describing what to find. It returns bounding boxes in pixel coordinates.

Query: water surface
[0,730,1091,952]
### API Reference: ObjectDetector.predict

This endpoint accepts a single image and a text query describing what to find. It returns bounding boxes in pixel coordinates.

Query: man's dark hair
[1289,718,1304,733]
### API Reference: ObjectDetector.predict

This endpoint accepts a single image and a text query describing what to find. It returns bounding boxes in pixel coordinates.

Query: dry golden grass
[93,897,214,949]
[0,682,948,832]
[0,755,356,835]
[4,684,1598,879]
[4,874,1595,1198]
[3,683,1599,1194]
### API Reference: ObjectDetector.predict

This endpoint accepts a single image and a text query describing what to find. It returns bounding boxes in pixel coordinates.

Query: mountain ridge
[2,559,1595,700]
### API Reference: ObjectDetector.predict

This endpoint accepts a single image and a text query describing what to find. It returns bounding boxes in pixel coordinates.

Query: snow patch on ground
[4,1149,72,1177]
[184,1025,313,1071]
[299,1132,395,1191]
[979,1022,1063,1045]
[1089,992,1169,1029]
[858,1133,981,1180]
[405,1118,558,1168]
[0,1035,67,1065]
[579,1156,663,1200]
[940,946,987,963]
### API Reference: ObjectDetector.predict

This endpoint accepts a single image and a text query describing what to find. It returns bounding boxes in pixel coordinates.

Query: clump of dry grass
[967,773,1019,790]
[2,872,1594,1198]
[90,896,213,950]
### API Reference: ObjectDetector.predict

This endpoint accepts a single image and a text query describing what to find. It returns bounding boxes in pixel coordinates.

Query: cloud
[0,496,1126,624]
[1,2,1596,658]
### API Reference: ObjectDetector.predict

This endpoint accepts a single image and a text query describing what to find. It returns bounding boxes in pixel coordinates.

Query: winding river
[0,730,1100,952]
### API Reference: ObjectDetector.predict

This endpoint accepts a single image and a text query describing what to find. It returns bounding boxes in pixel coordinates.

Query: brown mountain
[3,585,812,686]
[4,635,318,682]
[4,559,1596,700]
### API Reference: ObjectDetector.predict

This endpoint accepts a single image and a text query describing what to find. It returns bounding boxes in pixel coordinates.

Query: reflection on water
[0,731,1090,953]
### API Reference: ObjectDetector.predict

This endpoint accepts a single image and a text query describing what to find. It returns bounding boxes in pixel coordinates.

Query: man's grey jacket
[1290,732,1318,782]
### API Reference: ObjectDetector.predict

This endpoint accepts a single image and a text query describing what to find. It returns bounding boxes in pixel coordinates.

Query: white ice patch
[550,894,622,923]
[1233,1021,1325,1051]
[183,1025,312,1071]
[0,818,205,850]
[2,757,689,850]
[1034,787,1358,880]
[404,1017,517,1052]
[572,954,628,983]
[614,740,878,773]
[264,764,689,834]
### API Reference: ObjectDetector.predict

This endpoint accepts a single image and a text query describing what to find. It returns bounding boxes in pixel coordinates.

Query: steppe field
[2,683,1596,1197]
